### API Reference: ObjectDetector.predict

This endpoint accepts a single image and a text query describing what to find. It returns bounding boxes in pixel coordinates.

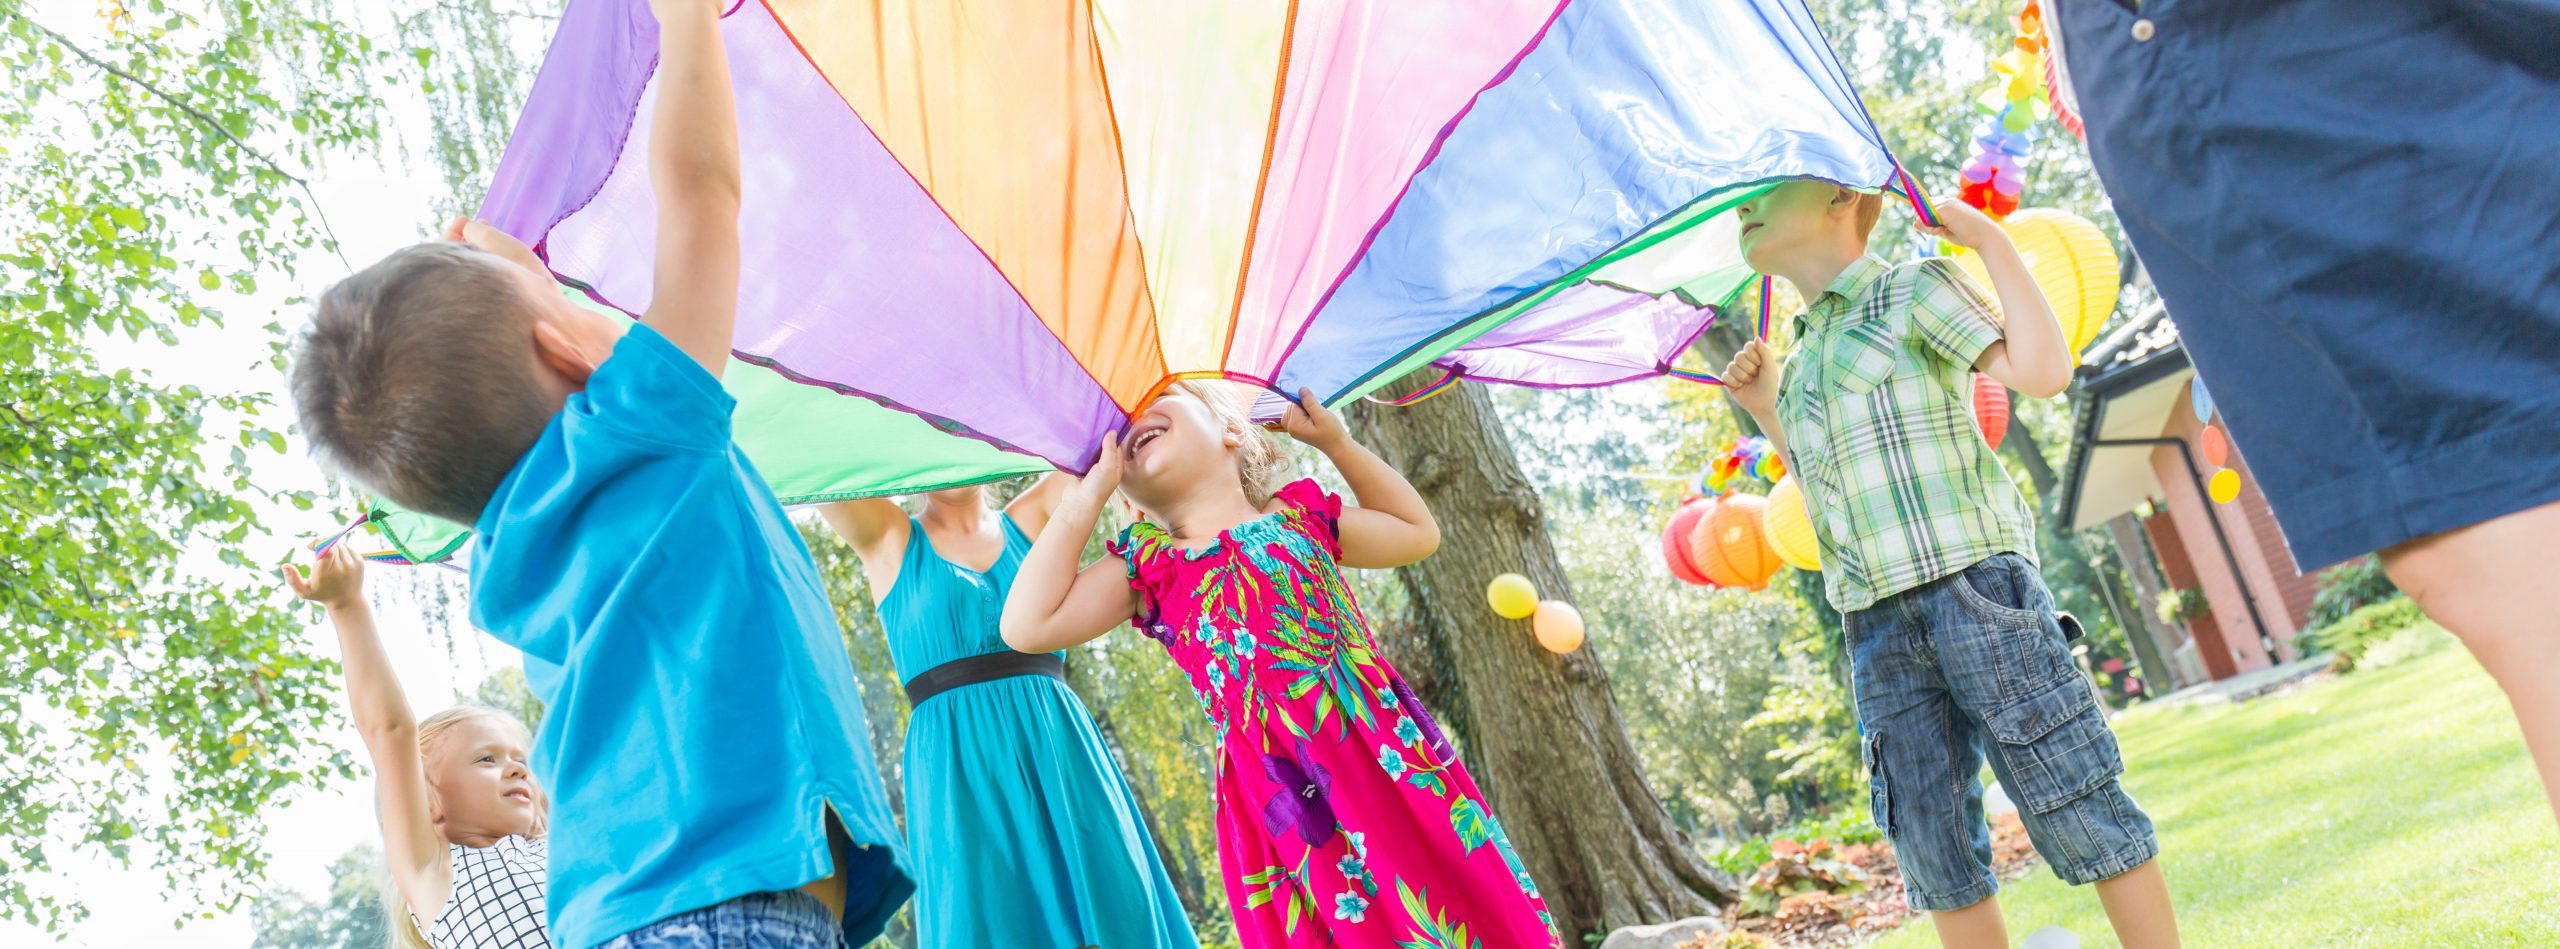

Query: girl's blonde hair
[1173,380,1285,507]
[386,706,545,949]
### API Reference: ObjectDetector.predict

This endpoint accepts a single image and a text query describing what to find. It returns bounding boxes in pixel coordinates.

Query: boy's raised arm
[642,0,743,376]
[1923,200,2072,398]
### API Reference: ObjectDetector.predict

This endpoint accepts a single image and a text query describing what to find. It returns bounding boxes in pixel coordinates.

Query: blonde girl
[287,544,551,949]
[1002,382,1560,947]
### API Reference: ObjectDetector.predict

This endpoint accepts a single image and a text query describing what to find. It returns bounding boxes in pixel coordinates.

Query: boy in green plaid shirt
[1722,182,2179,949]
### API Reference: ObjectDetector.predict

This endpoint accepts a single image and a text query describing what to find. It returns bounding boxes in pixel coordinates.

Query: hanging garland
[1957,0,2054,221]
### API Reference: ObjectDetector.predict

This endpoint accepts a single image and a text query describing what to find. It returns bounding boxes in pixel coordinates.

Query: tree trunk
[1350,373,1736,939]
[1998,409,2061,499]
[2104,513,2190,691]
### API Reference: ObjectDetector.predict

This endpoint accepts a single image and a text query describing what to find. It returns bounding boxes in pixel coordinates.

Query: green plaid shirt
[1775,255,2038,613]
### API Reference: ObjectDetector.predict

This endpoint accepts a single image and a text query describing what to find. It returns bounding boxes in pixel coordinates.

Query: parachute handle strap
[1362,368,1461,407]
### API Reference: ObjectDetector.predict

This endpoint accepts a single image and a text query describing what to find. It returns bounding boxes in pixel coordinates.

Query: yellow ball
[1949,208,2121,364]
[1486,573,1539,619]
[2209,468,2243,504]
[1532,600,1586,654]
[1762,476,1823,572]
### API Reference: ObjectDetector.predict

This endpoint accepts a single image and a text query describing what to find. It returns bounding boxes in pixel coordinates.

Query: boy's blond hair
[1852,190,1885,241]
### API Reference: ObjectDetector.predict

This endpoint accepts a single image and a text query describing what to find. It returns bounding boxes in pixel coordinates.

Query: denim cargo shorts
[1844,553,2159,911]
[596,890,843,949]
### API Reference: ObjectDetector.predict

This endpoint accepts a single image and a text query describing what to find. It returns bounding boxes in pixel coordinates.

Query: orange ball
[2199,424,2230,468]
[1532,600,1586,654]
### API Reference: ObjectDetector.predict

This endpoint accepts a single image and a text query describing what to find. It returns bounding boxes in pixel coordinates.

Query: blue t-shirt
[469,324,912,949]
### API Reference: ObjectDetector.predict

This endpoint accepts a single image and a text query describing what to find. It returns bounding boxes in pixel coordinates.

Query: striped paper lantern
[1761,476,1823,572]
[1688,492,1782,591]
[1662,497,1717,586]
[1974,372,2012,451]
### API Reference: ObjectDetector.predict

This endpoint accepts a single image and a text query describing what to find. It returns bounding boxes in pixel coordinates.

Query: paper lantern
[1761,476,1822,572]
[1973,373,2011,451]
[1486,573,1539,619]
[1951,208,2121,361]
[2199,423,2229,468]
[2209,468,2242,504]
[1688,493,1783,591]
[1661,498,1717,587]
[1532,600,1586,654]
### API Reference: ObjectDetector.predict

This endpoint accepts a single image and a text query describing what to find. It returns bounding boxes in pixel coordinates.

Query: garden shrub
[2295,596,2424,668]
[2309,555,2400,630]
[1708,810,1883,877]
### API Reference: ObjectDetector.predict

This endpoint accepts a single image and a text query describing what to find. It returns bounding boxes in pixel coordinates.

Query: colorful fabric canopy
[375,0,1916,560]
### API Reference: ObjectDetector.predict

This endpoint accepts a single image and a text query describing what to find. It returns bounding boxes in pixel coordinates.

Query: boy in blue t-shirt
[287,1,912,946]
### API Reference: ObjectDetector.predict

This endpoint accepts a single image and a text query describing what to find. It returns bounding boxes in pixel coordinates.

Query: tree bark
[1998,407,2061,499]
[1350,373,1736,939]
[2104,513,2190,691]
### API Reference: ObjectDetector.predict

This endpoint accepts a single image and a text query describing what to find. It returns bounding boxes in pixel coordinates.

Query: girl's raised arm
[1281,389,1441,569]
[285,545,454,925]
[1003,471,1076,540]
[1002,436,1139,653]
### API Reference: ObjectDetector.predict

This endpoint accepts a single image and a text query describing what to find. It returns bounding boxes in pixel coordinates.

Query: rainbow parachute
[372,0,1922,559]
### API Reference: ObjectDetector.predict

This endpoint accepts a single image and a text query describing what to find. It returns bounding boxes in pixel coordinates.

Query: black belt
[902,651,1065,706]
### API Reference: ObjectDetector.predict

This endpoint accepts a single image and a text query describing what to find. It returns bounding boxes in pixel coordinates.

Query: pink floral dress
[1109,480,1560,948]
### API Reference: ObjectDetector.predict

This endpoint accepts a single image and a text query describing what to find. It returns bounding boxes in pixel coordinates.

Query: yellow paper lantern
[1950,208,2121,363]
[1688,493,1783,591]
[1532,600,1585,654]
[1761,476,1823,572]
[1486,573,1539,619]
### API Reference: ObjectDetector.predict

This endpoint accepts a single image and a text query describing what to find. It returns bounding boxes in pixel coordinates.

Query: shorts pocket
[1987,675,2125,814]
[1864,730,1896,837]
[1949,559,2049,629]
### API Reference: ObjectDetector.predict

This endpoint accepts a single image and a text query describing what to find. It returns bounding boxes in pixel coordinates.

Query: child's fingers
[282,563,311,596]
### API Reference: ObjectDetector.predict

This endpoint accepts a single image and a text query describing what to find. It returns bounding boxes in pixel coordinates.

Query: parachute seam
[1217,0,1302,376]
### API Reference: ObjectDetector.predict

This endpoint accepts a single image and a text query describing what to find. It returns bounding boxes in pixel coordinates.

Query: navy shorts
[1846,555,2159,911]
[2055,0,2560,569]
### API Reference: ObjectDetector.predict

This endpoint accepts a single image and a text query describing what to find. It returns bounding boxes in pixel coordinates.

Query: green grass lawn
[1872,627,2560,948]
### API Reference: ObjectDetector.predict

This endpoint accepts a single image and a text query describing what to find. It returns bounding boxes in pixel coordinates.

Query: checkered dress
[1775,255,2039,612]
[421,835,552,949]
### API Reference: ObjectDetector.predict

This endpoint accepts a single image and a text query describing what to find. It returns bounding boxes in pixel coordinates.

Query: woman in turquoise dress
[821,476,1197,949]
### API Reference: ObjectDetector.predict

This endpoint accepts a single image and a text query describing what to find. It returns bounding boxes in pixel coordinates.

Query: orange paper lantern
[1687,493,1783,591]
[1661,497,1717,586]
[1973,373,2011,451]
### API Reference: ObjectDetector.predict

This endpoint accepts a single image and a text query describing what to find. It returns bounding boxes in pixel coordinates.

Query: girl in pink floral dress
[1003,382,1559,948]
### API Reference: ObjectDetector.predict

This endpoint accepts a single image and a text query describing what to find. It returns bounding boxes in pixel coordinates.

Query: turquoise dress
[879,516,1198,949]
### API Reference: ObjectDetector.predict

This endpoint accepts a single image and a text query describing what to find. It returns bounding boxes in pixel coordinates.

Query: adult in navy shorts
[2053,0,2560,820]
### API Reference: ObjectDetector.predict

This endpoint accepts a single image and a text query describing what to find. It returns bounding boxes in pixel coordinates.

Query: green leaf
[1448,798,1493,854]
